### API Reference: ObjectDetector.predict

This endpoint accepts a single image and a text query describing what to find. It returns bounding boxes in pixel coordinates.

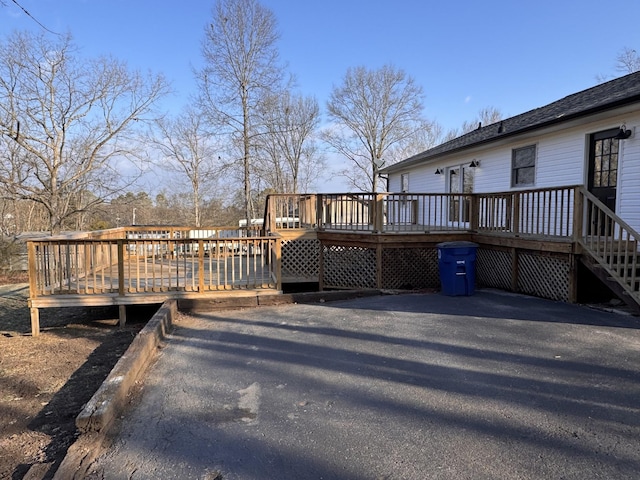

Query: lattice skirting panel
[517,251,570,301]
[477,246,571,301]
[318,240,573,301]
[477,248,512,290]
[282,239,320,279]
[323,245,376,289]
[381,247,439,289]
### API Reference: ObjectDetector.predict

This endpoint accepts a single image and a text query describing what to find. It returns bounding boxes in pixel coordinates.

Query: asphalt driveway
[86,290,640,480]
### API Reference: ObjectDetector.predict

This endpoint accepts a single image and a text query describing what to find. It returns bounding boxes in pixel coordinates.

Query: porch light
[434,168,443,175]
[469,160,480,168]
[614,124,632,140]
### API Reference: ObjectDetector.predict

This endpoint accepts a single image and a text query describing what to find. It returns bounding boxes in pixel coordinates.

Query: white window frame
[512,144,537,187]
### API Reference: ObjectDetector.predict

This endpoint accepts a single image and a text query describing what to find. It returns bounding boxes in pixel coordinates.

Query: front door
[588,128,620,212]
[448,165,475,223]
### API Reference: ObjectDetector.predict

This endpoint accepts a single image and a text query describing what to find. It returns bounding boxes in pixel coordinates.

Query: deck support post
[119,305,126,327]
[318,240,325,291]
[568,253,578,303]
[510,247,519,292]
[28,241,40,336]
[376,243,383,289]
[30,307,40,337]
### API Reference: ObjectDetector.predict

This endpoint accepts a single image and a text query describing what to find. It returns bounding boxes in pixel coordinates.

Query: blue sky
[3,0,640,189]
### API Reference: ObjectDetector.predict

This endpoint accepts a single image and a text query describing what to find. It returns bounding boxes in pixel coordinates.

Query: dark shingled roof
[382,71,640,173]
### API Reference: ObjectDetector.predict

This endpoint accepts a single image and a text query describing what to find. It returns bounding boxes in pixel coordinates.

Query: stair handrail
[577,186,640,299]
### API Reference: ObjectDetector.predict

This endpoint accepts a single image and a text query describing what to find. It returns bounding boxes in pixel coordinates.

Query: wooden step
[579,253,640,314]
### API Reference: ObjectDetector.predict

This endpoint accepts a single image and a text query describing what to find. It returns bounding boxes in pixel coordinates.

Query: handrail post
[198,239,205,292]
[275,238,282,291]
[573,186,584,243]
[309,194,317,228]
[117,240,125,297]
[27,241,40,336]
[316,194,324,230]
[117,240,126,327]
[469,194,479,232]
[374,194,384,232]
[512,192,521,235]
[27,242,38,300]
[268,195,276,233]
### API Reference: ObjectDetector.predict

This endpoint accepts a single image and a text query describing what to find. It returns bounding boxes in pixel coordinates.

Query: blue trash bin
[437,241,478,296]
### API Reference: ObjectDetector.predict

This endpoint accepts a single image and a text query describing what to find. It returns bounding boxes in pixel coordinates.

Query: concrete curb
[76,299,176,433]
[52,299,177,480]
[178,288,385,311]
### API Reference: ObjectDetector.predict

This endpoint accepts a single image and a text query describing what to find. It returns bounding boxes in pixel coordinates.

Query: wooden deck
[27,233,282,335]
[26,185,640,336]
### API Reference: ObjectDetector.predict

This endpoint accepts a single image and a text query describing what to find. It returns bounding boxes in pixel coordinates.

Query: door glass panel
[594,171,601,187]
[592,137,619,189]
[449,168,460,193]
[448,168,460,222]
[463,167,474,193]
[462,167,474,222]
[588,128,619,216]
[448,166,474,223]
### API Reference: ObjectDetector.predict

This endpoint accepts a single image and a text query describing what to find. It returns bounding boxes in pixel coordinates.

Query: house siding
[388,109,640,233]
[618,128,640,229]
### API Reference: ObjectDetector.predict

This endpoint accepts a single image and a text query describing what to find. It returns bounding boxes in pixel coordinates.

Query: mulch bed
[0,283,150,479]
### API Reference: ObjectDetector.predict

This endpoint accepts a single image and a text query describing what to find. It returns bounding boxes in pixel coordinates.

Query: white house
[380,71,640,232]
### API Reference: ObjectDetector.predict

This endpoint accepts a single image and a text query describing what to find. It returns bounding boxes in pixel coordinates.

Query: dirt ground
[0,274,148,480]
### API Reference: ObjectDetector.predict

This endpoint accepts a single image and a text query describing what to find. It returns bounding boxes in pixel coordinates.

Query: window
[400,173,409,192]
[512,145,536,187]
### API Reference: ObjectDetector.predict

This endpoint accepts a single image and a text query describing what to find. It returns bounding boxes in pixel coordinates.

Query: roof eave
[381,93,640,174]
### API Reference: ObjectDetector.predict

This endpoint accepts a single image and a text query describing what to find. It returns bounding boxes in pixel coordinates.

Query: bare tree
[256,92,323,193]
[461,106,503,134]
[0,31,169,233]
[442,106,503,142]
[151,107,223,227]
[198,0,285,224]
[389,119,443,164]
[616,47,640,74]
[596,46,640,83]
[323,65,425,192]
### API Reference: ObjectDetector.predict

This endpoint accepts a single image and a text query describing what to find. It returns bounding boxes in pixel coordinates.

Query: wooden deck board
[29,288,281,309]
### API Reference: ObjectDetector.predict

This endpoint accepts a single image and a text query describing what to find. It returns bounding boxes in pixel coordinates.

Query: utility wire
[10,0,61,36]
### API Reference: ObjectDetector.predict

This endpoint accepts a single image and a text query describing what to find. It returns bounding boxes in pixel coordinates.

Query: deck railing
[28,235,280,299]
[263,194,318,231]
[265,186,579,237]
[382,193,474,232]
[476,186,576,237]
[27,185,595,300]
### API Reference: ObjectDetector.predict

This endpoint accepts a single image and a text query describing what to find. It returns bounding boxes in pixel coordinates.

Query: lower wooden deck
[28,288,282,337]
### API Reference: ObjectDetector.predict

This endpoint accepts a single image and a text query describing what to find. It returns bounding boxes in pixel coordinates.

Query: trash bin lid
[436,241,478,249]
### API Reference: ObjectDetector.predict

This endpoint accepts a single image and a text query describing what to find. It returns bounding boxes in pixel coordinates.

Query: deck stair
[578,189,640,313]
